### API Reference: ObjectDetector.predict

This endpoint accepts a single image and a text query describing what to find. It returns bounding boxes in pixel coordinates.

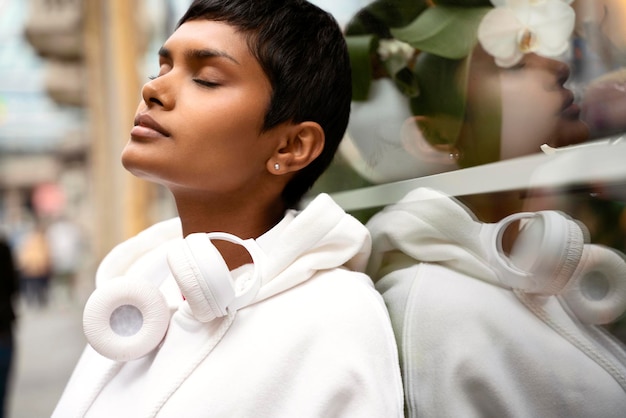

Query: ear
[267,121,325,174]
[401,116,461,165]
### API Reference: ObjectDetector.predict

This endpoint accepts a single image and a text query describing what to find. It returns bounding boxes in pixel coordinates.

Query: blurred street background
[9,287,84,418]
[0,0,192,416]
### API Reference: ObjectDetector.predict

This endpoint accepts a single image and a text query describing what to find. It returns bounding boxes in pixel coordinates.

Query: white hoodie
[53,193,404,418]
[367,187,626,418]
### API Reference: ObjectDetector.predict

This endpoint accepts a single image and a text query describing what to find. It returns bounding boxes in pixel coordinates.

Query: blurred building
[0,0,190,299]
[0,0,86,232]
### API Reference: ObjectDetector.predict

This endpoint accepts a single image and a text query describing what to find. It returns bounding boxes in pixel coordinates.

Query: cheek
[501,84,556,131]
[502,72,559,116]
[499,75,561,158]
[184,90,266,144]
[180,109,258,163]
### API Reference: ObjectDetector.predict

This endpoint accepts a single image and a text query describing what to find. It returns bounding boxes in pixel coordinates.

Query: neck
[172,190,286,270]
[459,190,526,253]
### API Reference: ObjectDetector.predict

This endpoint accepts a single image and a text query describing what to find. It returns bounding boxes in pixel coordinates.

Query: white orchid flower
[377,39,415,62]
[477,0,575,68]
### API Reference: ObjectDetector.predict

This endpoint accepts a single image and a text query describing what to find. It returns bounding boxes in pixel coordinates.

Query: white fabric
[367,187,626,418]
[53,193,404,418]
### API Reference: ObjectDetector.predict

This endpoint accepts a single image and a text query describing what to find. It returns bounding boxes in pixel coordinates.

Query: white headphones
[166,232,264,323]
[83,276,170,362]
[480,211,626,324]
[83,232,264,362]
[560,244,626,325]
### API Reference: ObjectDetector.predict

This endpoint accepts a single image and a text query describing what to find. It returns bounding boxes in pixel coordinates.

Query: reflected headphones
[480,211,626,325]
[83,232,264,362]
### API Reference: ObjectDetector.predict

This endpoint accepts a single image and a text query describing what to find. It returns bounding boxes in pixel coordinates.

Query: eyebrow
[158,46,240,65]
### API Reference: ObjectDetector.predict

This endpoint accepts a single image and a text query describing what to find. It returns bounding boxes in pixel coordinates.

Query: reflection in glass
[310,1,626,416]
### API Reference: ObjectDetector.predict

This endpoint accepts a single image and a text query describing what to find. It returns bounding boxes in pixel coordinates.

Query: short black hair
[178,0,352,208]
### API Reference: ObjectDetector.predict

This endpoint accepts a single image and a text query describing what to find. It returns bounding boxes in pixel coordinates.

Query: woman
[53,1,403,416]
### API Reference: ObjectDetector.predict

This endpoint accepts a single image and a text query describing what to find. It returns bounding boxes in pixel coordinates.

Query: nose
[551,59,570,86]
[141,76,173,109]
[526,53,570,87]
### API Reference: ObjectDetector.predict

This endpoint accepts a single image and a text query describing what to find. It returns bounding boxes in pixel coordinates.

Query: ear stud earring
[274,163,280,170]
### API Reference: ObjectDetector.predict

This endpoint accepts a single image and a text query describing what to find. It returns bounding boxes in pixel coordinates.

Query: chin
[551,120,590,148]
[121,147,156,181]
[120,147,138,173]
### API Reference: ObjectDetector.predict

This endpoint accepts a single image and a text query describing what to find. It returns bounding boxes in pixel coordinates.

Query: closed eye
[508,62,526,71]
[193,79,220,88]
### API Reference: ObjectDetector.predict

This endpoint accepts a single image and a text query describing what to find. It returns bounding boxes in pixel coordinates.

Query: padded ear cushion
[560,244,626,325]
[509,211,584,294]
[167,233,235,323]
[83,276,170,362]
[484,211,585,294]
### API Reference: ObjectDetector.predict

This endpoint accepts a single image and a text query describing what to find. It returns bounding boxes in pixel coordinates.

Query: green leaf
[346,35,379,101]
[393,67,420,98]
[345,0,428,37]
[391,6,490,59]
[409,53,469,147]
[365,0,429,28]
[379,53,420,98]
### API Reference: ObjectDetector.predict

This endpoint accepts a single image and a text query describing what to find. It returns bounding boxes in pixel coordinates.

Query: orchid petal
[479,0,575,66]
[495,51,524,68]
[477,8,522,59]
[508,0,536,7]
[536,41,570,58]
[529,1,575,51]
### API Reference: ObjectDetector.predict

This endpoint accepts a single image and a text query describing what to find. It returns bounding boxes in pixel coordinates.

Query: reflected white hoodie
[367,188,626,418]
[53,193,404,418]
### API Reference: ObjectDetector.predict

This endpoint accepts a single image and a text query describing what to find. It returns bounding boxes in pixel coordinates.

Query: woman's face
[498,52,590,159]
[465,47,589,162]
[122,19,278,198]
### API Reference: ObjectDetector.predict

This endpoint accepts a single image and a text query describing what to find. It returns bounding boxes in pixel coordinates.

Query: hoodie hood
[366,187,500,286]
[253,192,371,303]
[95,193,371,309]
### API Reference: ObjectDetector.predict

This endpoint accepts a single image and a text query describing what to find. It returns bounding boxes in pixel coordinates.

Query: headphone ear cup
[560,244,626,325]
[167,233,235,322]
[485,211,585,294]
[82,276,170,362]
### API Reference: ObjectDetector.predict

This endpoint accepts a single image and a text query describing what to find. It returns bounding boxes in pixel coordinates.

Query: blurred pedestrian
[0,233,18,418]
[17,225,51,308]
[46,217,84,301]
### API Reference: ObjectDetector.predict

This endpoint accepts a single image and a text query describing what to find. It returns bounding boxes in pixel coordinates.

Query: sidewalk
[7,285,87,418]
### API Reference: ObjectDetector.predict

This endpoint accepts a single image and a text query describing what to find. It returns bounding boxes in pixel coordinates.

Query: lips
[560,88,581,119]
[131,114,171,138]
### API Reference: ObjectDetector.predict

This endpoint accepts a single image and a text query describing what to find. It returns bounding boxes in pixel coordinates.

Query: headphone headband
[167,232,265,322]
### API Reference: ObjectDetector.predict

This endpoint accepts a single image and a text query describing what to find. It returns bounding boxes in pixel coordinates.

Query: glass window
[308,1,626,414]
[309,0,626,293]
